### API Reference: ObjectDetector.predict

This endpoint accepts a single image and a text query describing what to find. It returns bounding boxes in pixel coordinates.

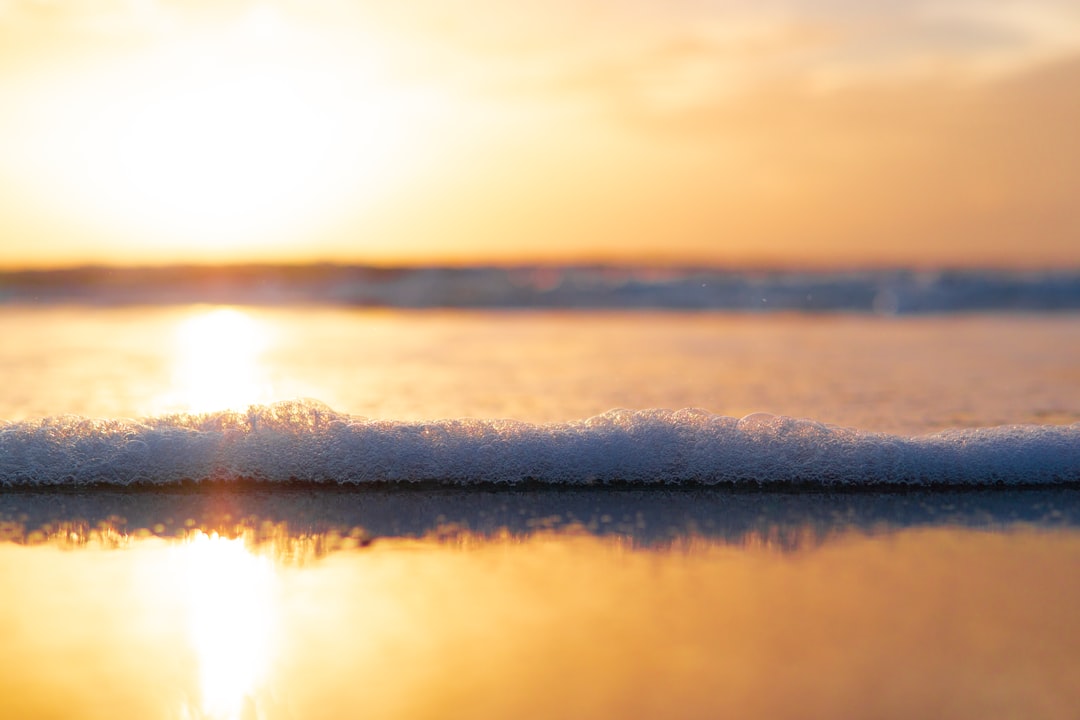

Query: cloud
[6,1,1080,102]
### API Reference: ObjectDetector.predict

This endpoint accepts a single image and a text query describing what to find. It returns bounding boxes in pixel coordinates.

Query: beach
[5,1,1080,714]
[1,304,1078,718]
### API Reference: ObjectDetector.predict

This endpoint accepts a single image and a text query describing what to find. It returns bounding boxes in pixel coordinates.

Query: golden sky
[1,0,1078,268]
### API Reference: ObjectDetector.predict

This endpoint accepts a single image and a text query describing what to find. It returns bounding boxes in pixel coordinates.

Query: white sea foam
[1,400,1077,487]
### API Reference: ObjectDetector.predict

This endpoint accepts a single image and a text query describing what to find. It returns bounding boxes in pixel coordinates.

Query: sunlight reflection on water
[175,531,278,720]
[159,308,275,414]
[0,520,1078,719]
[3,307,1079,433]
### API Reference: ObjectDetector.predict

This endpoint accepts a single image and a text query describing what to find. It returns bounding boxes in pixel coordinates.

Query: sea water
[2,306,1079,432]
[1,304,1079,719]
[2,307,1079,486]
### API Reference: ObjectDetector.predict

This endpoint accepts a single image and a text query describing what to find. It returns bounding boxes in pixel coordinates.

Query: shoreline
[4,485,1078,548]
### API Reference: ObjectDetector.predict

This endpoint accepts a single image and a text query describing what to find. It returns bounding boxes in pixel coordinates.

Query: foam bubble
[1,400,1077,487]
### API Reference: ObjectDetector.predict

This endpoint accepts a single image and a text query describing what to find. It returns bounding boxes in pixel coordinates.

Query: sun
[11,7,445,258]
[112,53,341,248]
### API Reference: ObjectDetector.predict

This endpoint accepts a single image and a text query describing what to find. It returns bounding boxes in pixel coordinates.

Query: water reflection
[176,532,277,720]
[161,308,273,413]
[0,523,1077,720]
[3,487,1078,554]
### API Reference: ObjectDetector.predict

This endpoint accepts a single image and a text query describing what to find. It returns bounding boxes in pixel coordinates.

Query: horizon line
[4,259,1080,275]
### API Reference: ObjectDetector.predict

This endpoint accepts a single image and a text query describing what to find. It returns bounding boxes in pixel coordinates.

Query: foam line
[1,401,1078,487]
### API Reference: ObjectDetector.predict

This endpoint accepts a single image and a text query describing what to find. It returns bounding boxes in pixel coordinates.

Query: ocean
[1,267,1078,719]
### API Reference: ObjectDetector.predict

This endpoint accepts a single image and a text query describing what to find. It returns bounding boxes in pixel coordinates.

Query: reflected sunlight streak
[164,308,273,414]
[177,532,278,720]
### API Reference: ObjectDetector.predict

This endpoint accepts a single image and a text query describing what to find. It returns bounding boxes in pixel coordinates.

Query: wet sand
[1,487,1078,719]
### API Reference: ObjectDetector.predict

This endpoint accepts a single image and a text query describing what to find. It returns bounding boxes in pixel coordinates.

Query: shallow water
[1,515,1078,720]
[3,306,1079,433]
[2,306,1078,718]
[3,486,1078,546]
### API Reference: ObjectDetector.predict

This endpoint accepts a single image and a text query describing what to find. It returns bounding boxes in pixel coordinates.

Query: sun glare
[114,61,336,246]
[163,308,273,414]
[177,532,278,720]
[10,8,445,257]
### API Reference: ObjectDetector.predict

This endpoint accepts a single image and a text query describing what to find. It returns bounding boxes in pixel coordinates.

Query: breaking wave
[3,265,1080,312]
[1,400,1078,487]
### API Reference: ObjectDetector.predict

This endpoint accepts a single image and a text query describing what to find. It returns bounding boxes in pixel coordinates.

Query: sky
[1,0,1078,268]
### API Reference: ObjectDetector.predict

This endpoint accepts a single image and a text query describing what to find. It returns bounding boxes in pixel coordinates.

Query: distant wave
[2,400,1078,487]
[3,265,1080,312]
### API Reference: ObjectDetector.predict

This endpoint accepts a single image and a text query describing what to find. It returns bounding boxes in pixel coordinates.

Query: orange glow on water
[161,308,274,414]
[0,527,1078,719]
[175,532,278,720]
